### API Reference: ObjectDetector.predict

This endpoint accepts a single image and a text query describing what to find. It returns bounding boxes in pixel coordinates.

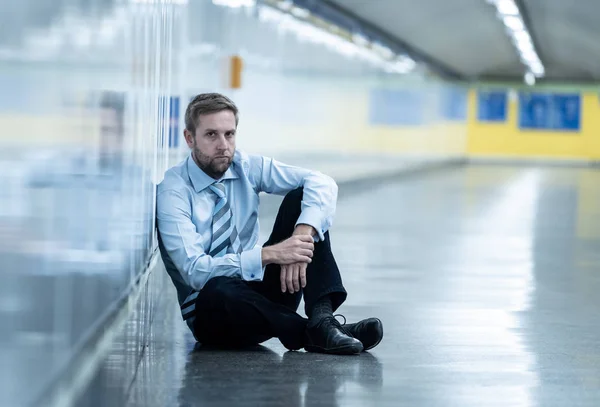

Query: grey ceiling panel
[525,0,600,81]
[329,0,600,81]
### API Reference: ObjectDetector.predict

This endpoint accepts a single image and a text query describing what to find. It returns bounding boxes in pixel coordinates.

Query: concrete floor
[77,164,600,407]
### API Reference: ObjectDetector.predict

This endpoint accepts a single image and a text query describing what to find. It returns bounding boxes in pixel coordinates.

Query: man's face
[185,110,236,179]
[99,108,122,155]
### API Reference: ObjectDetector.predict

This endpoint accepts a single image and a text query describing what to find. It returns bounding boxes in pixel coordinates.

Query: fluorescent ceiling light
[524,71,535,86]
[521,56,539,67]
[512,30,531,44]
[397,55,414,64]
[530,61,543,69]
[496,0,520,16]
[132,0,188,3]
[257,4,414,75]
[530,66,544,76]
[516,42,534,55]
[490,0,544,77]
[518,42,535,55]
[503,15,524,31]
[372,43,394,59]
[530,63,544,72]
[212,0,255,8]
[520,53,538,63]
[277,0,293,11]
[290,6,310,19]
[385,57,416,73]
[397,57,416,70]
[514,39,533,51]
[352,33,369,47]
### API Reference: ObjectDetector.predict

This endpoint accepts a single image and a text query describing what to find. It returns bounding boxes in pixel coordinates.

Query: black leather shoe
[337,315,383,351]
[304,316,363,355]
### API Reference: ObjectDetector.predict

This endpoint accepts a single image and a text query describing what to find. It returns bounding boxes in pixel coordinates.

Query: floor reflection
[76,165,600,407]
[178,345,383,407]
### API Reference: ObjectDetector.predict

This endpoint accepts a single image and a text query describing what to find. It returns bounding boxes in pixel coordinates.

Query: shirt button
[251,274,255,278]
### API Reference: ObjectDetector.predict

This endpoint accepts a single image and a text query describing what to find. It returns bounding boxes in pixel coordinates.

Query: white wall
[179,0,467,159]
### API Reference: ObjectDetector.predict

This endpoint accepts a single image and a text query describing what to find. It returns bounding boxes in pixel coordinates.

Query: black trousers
[192,188,347,350]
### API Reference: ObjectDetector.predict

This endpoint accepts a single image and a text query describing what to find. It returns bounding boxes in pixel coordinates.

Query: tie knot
[209,182,226,199]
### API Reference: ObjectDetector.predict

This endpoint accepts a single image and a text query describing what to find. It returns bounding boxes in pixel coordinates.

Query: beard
[192,145,232,179]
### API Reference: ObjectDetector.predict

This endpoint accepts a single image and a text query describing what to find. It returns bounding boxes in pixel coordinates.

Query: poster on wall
[518,92,580,131]
[159,96,181,147]
[369,88,425,126]
[477,90,507,122]
[168,96,180,147]
[440,87,468,121]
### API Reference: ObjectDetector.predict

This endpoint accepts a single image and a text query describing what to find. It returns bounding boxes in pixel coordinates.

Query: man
[156,93,383,355]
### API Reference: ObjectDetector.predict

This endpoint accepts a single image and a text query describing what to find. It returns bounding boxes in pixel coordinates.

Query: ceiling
[327,0,600,82]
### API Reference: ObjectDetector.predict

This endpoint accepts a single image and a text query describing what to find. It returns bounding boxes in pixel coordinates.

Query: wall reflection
[0,1,183,405]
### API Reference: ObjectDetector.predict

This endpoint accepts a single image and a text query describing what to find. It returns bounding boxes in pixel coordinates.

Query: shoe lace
[333,314,347,325]
[331,314,353,336]
[310,315,353,337]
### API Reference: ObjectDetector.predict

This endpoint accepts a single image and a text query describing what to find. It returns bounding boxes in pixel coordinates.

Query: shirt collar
[187,153,239,193]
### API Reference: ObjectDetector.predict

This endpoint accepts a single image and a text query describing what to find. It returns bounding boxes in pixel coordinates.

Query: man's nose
[216,134,228,150]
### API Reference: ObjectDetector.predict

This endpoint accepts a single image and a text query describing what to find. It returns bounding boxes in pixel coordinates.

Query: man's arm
[249,155,338,241]
[156,189,264,290]
[293,224,317,238]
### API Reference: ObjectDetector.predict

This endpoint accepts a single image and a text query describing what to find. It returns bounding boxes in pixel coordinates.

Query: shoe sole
[362,318,384,351]
[305,342,363,355]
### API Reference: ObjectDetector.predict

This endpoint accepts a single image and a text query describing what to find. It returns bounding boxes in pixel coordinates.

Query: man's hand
[262,234,314,267]
[293,224,317,238]
[280,262,307,293]
[262,224,317,292]
[279,224,316,293]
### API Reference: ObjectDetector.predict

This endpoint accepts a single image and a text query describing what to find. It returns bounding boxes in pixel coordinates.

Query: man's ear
[184,129,194,148]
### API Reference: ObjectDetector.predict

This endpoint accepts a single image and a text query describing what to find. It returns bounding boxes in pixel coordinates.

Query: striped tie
[181,181,242,325]
[207,181,243,256]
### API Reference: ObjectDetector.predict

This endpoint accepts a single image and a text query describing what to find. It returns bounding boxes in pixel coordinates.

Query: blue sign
[169,96,180,147]
[159,96,180,147]
[440,87,468,121]
[519,92,580,131]
[477,90,507,122]
[369,89,425,126]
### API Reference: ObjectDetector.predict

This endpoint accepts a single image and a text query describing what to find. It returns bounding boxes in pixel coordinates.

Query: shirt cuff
[295,206,325,242]
[240,247,265,281]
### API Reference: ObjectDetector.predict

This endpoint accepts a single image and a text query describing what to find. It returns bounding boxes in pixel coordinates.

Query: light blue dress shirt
[156,149,338,314]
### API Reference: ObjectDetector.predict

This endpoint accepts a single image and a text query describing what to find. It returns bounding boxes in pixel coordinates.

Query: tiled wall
[0,2,184,405]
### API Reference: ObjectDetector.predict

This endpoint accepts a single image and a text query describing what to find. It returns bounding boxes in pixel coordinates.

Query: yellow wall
[347,87,467,157]
[358,122,467,157]
[467,89,600,160]
[0,112,99,147]
[9,76,599,163]
[344,84,467,157]
[236,74,469,158]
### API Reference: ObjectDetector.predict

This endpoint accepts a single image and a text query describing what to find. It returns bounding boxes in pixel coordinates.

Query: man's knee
[203,276,245,301]
[281,187,303,210]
